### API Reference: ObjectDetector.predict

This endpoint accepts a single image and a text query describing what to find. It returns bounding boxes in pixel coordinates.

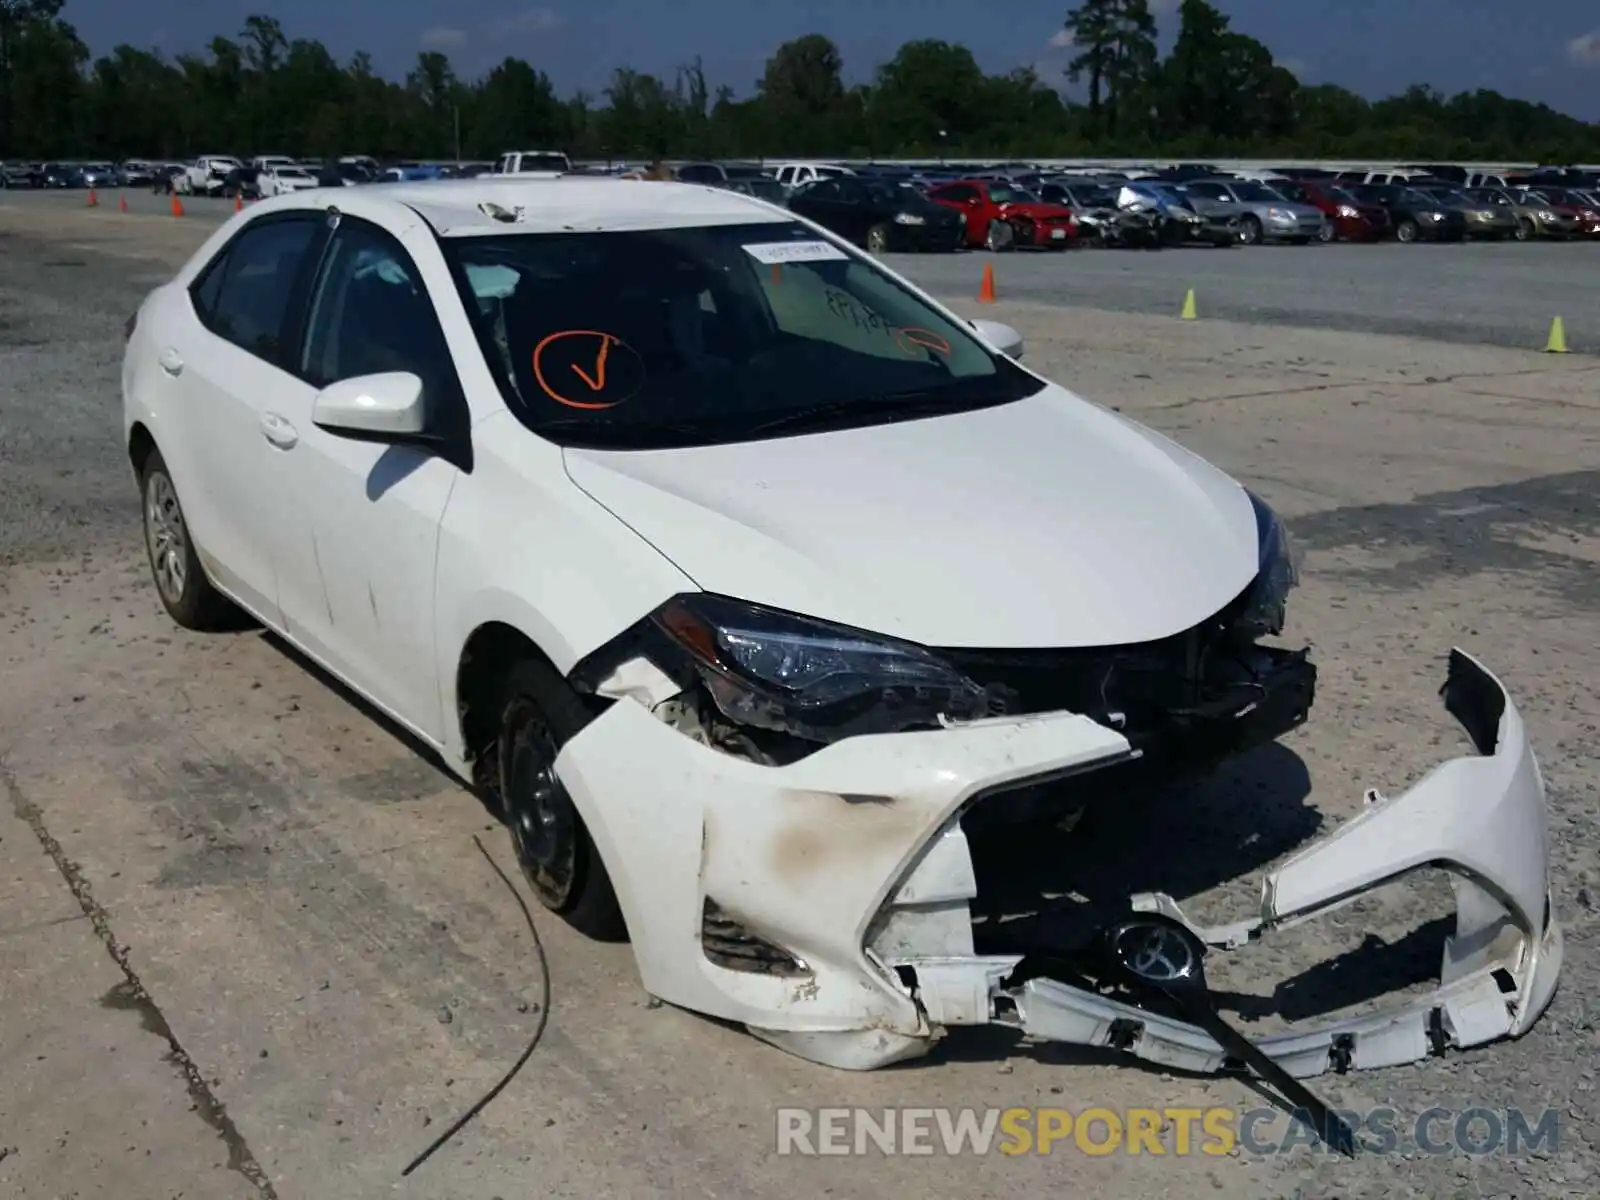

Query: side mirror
[969,317,1024,360]
[312,372,426,438]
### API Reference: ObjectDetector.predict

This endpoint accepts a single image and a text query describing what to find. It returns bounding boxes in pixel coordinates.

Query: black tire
[1237,215,1262,245]
[496,657,625,940]
[865,223,891,254]
[1318,221,1337,243]
[140,449,234,630]
[1396,218,1418,243]
[984,219,1015,252]
[1515,217,1534,242]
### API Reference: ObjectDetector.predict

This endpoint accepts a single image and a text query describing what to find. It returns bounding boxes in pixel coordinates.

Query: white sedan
[258,165,320,197]
[122,179,1560,1075]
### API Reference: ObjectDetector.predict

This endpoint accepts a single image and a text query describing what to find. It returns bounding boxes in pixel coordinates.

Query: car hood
[562,385,1260,648]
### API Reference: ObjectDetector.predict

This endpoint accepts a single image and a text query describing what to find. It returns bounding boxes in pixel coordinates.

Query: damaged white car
[123,179,1561,1086]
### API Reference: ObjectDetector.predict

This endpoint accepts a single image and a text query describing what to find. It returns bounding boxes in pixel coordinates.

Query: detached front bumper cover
[904,649,1561,1079]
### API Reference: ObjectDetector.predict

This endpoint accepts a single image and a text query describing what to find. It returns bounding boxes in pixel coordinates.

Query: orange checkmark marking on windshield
[569,334,613,391]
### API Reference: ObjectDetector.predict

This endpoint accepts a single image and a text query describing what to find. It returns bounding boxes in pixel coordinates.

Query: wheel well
[456,622,550,785]
[128,422,157,478]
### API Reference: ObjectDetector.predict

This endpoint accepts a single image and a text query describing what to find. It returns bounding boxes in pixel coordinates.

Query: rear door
[161,212,329,625]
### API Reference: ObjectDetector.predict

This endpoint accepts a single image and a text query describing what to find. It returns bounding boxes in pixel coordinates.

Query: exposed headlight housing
[1237,491,1299,639]
[1539,210,1558,221]
[1267,207,1293,221]
[893,212,925,225]
[651,594,990,742]
[1336,204,1359,218]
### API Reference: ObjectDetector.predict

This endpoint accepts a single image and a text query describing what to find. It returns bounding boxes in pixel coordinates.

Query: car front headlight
[1427,211,1445,221]
[1336,204,1359,218]
[1236,491,1299,638]
[652,594,990,741]
[1267,207,1294,221]
[893,212,925,225]
[1539,210,1557,221]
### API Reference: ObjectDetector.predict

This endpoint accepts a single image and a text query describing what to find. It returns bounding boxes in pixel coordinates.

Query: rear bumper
[556,648,1560,1074]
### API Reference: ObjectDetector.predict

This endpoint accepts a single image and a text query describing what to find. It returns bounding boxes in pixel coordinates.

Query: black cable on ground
[401,833,553,1178]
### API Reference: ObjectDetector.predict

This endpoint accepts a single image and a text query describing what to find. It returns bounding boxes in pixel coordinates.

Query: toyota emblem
[1109,919,1200,984]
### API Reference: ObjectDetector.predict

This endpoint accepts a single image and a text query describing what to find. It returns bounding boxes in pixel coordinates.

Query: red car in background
[1269,179,1391,242]
[1520,187,1600,237]
[925,180,1078,250]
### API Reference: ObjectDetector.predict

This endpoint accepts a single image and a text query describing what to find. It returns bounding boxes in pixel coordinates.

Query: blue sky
[69,0,1600,120]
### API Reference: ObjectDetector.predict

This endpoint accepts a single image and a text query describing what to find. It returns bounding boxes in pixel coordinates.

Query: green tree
[1061,0,1115,130]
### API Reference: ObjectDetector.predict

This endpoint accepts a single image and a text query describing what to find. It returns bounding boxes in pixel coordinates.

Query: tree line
[1,0,1597,164]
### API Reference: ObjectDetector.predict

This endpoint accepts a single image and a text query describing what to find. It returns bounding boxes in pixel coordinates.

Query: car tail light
[123,311,137,341]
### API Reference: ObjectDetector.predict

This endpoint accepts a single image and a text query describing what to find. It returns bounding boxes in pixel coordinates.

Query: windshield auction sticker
[742,240,850,264]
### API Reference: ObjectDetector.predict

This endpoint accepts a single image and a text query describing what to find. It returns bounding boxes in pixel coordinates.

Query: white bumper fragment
[555,649,1561,1073]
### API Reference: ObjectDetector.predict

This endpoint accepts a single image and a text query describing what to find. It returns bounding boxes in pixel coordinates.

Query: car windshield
[864,182,922,206]
[1399,188,1439,206]
[1467,188,1510,205]
[1070,186,1117,206]
[986,186,1040,203]
[1270,181,1309,202]
[445,221,1040,450]
[1325,186,1360,205]
[1229,182,1281,202]
[1535,188,1586,206]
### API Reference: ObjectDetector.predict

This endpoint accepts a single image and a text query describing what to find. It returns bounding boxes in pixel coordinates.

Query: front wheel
[1515,218,1534,241]
[496,658,625,940]
[141,450,234,630]
[1237,215,1262,245]
[1396,218,1418,243]
[1318,222,1337,244]
[984,219,1015,252]
[865,223,891,254]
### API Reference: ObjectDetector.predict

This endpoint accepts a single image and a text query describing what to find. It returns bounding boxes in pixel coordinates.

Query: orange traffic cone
[87,187,98,207]
[118,194,128,213]
[978,262,996,303]
[170,194,185,218]
[234,192,244,213]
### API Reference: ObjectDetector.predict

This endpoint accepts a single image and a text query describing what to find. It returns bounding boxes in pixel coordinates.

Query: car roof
[263,178,792,237]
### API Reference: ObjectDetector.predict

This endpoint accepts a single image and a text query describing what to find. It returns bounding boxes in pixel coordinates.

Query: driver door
[270,216,469,739]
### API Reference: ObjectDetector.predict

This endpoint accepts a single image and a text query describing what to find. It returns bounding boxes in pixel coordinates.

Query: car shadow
[966,741,1320,952]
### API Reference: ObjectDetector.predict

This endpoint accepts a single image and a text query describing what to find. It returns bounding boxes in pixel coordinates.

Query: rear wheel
[865,224,891,254]
[496,657,625,940]
[140,450,234,630]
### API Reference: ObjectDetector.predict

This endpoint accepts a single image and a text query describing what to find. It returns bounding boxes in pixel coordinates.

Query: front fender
[432,415,695,764]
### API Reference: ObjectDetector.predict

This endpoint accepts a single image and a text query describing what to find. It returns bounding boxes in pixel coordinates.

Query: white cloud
[1047,29,1074,49]
[1568,30,1600,65]
[420,27,469,51]
[490,7,564,38]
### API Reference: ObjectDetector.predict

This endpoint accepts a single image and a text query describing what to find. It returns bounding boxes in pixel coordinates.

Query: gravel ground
[0,202,1596,1199]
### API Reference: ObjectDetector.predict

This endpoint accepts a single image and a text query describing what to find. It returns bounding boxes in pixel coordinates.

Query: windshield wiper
[738,389,996,438]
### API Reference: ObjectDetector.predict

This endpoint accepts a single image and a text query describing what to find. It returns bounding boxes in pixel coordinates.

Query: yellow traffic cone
[1544,316,1568,353]
[1180,288,1197,320]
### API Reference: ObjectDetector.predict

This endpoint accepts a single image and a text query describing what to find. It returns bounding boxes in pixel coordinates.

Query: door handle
[157,347,184,375]
[260,411,298,449]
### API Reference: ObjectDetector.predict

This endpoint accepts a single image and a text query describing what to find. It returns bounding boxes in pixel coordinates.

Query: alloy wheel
[145,471,188,605]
